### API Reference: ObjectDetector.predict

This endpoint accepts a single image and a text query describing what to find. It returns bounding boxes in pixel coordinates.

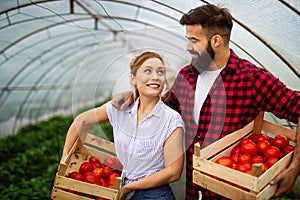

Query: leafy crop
[0,115,113,199]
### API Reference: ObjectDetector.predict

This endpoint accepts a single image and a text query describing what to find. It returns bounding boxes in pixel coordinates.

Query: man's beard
[190,43,215,74]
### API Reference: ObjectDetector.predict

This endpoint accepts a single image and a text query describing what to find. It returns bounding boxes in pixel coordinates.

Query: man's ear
[211,34,222,48]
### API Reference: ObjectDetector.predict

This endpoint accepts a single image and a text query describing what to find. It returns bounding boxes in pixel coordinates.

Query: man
[113,4,300,200]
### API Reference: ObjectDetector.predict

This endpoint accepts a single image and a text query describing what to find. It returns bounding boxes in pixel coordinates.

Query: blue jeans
[129,184,175,200]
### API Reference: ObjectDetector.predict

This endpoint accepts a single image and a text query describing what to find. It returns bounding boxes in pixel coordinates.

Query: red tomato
[107,172,119,186]
[272,135,289,150]
[241,141,258,156]
[261,163,269,173]
[83,172,100,184]
[215,156,233,168]
[264,146,281,159]
[85,194,93,199]
[97,177,108,187]
[232,163,237,169]
[249,134,259,143]
[69,171,83,181]
[95,198,107,200]
[256,134,269,143]
[231,145,241,155]
[257,140,271,155]
[236,162,251,173]
[231,153,239,164]
[91,162,101,169]
[89,156,101,164]
[104,156,123,171]
[93,168,103,177]
[240,138,253,146]
[238,153,251,164]
[283,145,294,155]
[266,157,279,167]
[79,162,93,174]
[251,155,264,164]
[102,166,113,178]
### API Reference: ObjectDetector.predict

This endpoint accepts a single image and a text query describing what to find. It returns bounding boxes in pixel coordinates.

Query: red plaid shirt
[164,49,300,200]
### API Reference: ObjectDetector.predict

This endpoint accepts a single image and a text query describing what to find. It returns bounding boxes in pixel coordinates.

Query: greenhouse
[0,0,299,199]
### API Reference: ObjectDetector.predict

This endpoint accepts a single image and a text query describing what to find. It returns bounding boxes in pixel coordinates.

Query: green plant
[0,114,113,199]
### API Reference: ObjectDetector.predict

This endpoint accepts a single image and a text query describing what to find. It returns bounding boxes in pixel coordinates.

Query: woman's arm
[62,104,109,161]
[118,127,184,199]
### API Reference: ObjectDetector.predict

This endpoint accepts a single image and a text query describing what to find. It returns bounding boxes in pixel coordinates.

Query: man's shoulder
[228,54,266,75]
[178,65,191,74]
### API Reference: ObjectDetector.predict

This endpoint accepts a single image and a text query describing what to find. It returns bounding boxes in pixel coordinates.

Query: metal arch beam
[0,0,60,14]
[31,47,103,121]
[0,16,93,56]
[232,17,300,79]
[14,27,190,127]
[152,0,300,79]
[0,14,186,96]
[28,30,270,123]
[1,14,278,120]
[17,30,188,122]
[1,0,299,78]
[76,0,180,22]
[8,22,188,132]
[278,0,300,16]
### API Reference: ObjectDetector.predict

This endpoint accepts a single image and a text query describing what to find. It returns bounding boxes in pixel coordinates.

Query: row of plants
[0,116,72,199]
[0,111,113,199]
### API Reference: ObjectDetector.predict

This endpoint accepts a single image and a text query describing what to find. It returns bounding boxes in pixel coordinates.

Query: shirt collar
[222,49,240,75]
[126,97,164,118]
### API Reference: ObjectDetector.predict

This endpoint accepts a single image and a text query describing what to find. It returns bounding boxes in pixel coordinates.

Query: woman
[62,51,184,200]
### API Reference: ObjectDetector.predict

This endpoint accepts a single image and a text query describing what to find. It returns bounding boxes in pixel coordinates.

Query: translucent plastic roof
[0,0,299,136]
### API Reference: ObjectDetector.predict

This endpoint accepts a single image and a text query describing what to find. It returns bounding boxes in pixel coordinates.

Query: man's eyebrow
[185,36,199,41]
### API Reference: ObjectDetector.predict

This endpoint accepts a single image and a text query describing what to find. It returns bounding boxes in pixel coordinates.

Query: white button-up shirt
[106,98,184,182]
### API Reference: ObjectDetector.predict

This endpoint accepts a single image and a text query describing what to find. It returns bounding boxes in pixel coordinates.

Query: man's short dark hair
[180,4,233,43]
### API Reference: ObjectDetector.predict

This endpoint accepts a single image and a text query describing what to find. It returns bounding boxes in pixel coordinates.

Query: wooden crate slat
[257,151,293,190]
[193,170,257,200]
[199,121,254,159]
[85,145,116,162]
[85,133,116,154]
[253,112,264,134]
[262,120,296,141]
[256,184,277,200]
[51,188,92,200]
[54,175,118,199]
[193,155,259,192]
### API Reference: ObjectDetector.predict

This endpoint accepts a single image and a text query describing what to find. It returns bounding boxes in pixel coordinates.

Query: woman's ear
[130,74,136,85]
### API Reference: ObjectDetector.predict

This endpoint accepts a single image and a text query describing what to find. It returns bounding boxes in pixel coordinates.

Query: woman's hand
[117,185,131,200]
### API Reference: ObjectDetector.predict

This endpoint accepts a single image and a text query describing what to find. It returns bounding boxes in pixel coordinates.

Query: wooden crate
[51,133,122,200]
[193,112,297,200]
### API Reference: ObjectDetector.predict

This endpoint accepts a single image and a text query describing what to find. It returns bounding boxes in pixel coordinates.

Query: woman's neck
[137,96,160,124]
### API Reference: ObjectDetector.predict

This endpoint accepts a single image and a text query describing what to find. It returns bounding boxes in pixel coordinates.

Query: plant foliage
[0,115,113,199]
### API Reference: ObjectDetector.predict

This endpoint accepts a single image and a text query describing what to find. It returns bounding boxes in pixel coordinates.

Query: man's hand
[111,91,133,110]
[271,116,300,198]
[270,167,299,197]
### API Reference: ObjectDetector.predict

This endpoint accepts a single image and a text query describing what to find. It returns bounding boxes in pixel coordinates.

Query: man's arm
[111,91,133,110]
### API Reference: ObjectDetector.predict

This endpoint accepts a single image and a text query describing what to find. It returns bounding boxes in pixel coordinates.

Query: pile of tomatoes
[215,133,294,175]
[66,155,122,199]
